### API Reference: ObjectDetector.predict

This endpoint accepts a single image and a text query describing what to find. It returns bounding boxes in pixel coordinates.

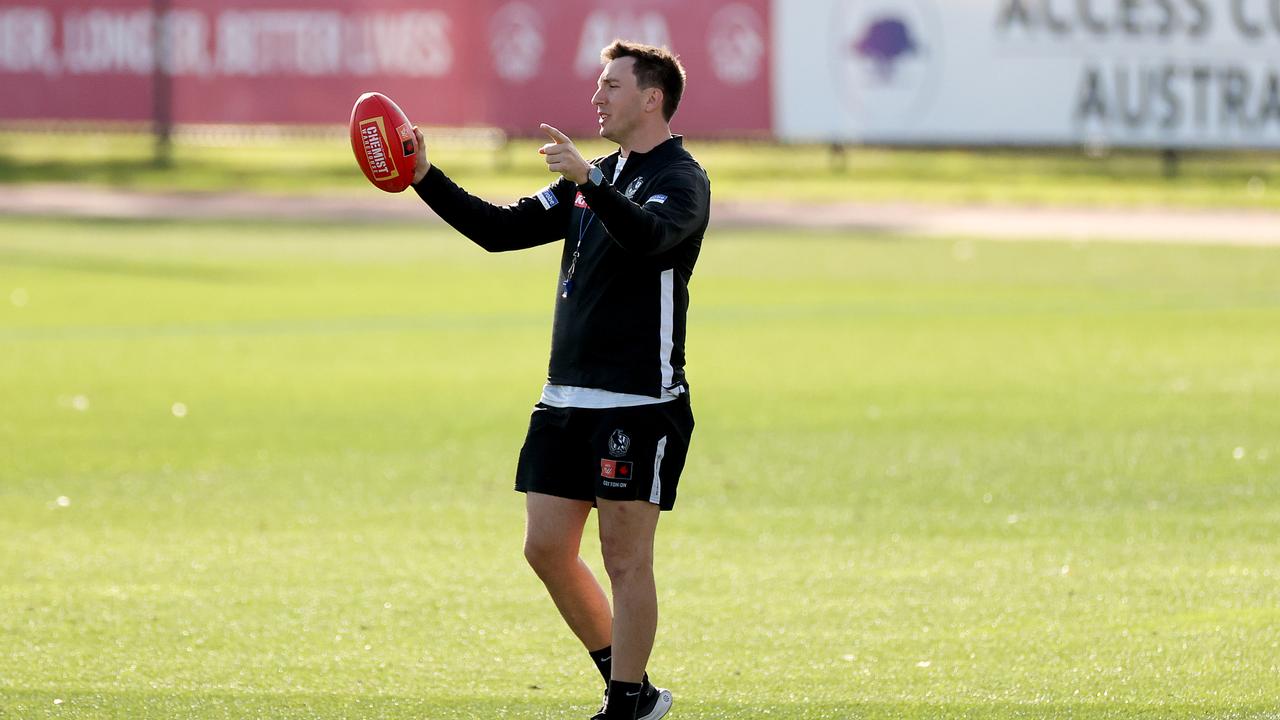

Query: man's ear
[645,88,664,114]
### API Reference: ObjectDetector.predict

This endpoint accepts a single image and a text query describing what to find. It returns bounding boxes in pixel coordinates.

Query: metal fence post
[152,0,172,168]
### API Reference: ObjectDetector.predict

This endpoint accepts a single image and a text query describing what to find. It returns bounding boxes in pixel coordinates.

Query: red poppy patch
[600,459,633,480]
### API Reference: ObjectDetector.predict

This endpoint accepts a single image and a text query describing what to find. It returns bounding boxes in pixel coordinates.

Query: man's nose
[591,88,605,106]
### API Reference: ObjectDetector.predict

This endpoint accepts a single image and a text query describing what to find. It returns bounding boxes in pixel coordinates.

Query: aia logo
[576,11,670,78]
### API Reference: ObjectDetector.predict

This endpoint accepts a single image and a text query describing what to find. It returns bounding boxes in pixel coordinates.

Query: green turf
[1,217,1278,719]
[2,129,1279,209]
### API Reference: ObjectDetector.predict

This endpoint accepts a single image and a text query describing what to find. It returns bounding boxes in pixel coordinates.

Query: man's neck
[618,124,674,156]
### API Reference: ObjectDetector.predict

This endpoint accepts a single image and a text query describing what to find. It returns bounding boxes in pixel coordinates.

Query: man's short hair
[601,40,687,122]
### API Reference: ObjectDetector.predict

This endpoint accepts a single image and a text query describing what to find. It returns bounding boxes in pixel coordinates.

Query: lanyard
[563,156,627,298]
[561,204,594,298]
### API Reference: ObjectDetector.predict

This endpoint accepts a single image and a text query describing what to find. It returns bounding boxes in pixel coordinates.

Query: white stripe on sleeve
[659,269,675,389]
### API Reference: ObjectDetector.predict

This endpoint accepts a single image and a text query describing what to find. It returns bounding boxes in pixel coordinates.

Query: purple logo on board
[853,17,920,81]
[830,0,940,129]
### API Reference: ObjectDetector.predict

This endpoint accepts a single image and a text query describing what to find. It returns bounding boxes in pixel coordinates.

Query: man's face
[592,57,654,143]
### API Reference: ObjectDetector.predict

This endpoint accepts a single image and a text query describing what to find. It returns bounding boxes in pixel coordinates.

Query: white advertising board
[774,0,1280,148]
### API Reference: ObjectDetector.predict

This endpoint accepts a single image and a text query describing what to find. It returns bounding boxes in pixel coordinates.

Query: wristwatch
[582,165,605,188]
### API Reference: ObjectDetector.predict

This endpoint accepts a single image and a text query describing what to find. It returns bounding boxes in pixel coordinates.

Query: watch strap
[582,165,605,188]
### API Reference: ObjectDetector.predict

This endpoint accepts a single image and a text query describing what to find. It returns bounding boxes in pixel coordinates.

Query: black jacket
[413,135,711,398]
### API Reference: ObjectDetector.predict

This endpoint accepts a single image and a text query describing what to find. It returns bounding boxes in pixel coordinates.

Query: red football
[350,92,417,193]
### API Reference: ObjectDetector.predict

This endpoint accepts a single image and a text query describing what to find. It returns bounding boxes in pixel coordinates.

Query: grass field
[2,215,1279,719]
[2,129,1279,209]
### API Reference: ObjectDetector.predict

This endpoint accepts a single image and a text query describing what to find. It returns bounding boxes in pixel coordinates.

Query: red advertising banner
[0,0,771,135]
[484,0,771,136]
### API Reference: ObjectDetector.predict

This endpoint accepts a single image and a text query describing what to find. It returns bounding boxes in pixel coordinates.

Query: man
[409,41,710,720]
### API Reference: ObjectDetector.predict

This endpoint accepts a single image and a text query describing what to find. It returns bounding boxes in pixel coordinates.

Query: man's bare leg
[523,492,613,651]
[596,499,661,683]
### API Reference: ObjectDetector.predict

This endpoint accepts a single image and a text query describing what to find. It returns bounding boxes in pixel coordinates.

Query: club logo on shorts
[623,177,645,199]
[608,429,631,457]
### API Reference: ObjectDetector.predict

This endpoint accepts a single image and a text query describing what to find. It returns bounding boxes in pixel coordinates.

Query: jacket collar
[616,135,682,164]
[604,135,683,183]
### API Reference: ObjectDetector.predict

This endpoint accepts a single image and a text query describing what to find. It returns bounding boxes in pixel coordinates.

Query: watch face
[590,167,604,185]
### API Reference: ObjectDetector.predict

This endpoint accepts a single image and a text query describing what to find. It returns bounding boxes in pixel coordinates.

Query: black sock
[604,680,643,719]
[589,646,653,693]
[588,646,612,684]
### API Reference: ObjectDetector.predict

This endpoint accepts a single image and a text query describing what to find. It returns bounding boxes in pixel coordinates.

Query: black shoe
[636,682,673,720]
[590,684,609,720]
[590,680,673,719]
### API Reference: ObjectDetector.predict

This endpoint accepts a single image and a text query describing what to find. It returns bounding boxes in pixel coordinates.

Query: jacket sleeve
[577,164,710,256]
[412,165,573,252]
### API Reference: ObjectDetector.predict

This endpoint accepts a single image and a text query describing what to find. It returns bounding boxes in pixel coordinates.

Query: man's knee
[523,535,576,576]
[597,499,659,585]
[600,536,653,585]
[523,493,592,576]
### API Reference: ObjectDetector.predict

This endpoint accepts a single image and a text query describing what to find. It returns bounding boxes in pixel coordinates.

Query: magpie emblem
[608,429,631,457]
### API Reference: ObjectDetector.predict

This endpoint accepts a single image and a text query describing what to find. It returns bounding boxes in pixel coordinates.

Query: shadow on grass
[1,690,1275,720]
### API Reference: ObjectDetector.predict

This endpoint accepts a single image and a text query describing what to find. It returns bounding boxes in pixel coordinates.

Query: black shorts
[514,395,694,511]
